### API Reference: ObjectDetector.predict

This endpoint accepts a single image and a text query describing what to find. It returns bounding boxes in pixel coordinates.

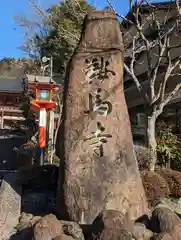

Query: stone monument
[57,10,148,224]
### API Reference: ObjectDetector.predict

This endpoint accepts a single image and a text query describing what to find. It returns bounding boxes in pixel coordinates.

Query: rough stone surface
[60,220,84,240]
[0,173,21,240]
[10,214,41,240]
[155,198,178,212]
[53,235,75,240]
[57,10,148,224]
[151,207,181,233]
[32,214,63,240]
[16,214,41,232]
[132,222,153,240]
[99,229,132,240]
[88,210,133,240]
[152,233,173,240]
[19,212,33,224]
[169,223,181,240]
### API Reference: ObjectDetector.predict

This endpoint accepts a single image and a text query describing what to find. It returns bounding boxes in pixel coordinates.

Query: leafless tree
[15,0,93,61]
[107,0,181,171]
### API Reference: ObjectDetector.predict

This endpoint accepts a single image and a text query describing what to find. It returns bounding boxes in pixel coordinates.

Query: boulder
[53,235,74,240]
[169,223,181,240]
[132,222,153,240]
[16,214,41,233]
[99,229,132,240]
[151,207,181,233]
[151,233,173,240]
[88,210,133,240]
[0,173,21,240]
[19,212,33,224]
[32,214,63,240]
[57,10,148,224]
[60,220,84,240]
[155,198,178,212]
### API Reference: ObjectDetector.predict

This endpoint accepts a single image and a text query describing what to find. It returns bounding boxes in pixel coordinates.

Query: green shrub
[156,121,181,168]
[141,171,170,207]
[157,169,181,197]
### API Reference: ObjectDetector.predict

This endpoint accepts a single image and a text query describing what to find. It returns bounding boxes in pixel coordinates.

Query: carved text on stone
[84,121,112,157]
[84,88,112,116]
[85,57,116,84]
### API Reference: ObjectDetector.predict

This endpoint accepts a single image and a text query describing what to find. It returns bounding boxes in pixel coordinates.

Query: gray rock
[88,210,133,240]
[151,232,173,240]
[33,214,63,240]
[175,198,181,215]
[152,207,181,232]
[0,173,21,240]
[153,198,181,218]
[132,223,153,240]
[60,220,84,240]
[155,198,178,211]
[19,212,33,224]
[53,235,75,240]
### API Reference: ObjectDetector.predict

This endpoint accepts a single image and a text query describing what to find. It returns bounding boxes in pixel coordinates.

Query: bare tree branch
[122,0,181,111]
[28,0,80,41]
[150,36,167,103]
[106,0,133,23]
[163,83,181,107]
[176,0,181,17]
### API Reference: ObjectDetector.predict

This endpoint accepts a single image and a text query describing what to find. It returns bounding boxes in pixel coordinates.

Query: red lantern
[29,83,60,163]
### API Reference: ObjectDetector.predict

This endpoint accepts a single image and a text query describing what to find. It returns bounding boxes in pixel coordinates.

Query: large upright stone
[57,10,148,224]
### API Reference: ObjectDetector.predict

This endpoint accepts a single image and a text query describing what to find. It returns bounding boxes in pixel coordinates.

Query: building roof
[0,77,23,93]
[121,1,176,30]
[26,74,56,84]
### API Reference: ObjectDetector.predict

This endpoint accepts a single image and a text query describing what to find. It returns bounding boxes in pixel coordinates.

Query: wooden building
[0,74,62,129]
[0,76,26,129]
[122,1,181,140]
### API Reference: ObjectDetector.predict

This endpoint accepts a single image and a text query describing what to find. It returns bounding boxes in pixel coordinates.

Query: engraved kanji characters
[84,56,115,156]
[85,57,116,84]
[84,121,112,157]
[84,88,112,116]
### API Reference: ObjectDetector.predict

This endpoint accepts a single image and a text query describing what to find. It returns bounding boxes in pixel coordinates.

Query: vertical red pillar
[38,108,47,148]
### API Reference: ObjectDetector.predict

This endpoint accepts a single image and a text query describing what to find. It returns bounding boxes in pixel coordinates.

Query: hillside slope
[0,58,41,78]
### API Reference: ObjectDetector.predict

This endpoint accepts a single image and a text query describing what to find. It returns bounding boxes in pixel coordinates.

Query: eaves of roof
[121,1,176,30]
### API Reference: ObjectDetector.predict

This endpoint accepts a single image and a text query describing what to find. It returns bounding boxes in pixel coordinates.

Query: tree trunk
[147,115,157,172]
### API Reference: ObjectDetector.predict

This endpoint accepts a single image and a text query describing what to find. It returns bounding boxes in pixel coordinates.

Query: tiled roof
[0,74,62,93]
[26,74,56,84]
[0,78,23,93]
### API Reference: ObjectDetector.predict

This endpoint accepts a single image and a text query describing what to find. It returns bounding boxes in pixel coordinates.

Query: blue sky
[0,0,131,59]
